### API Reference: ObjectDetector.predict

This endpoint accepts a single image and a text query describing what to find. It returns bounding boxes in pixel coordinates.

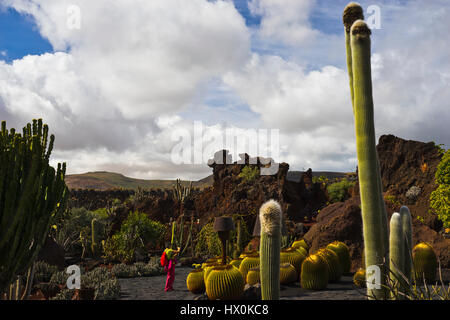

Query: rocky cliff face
[304,135,449,270]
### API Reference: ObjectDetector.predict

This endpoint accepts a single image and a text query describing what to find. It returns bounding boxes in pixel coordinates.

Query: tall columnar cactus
[259,199,282,300]
[389,212,404,294]
[0,119,68,293]
[348,18,389,299]
[91,218,98,257]
[400,206,413,284]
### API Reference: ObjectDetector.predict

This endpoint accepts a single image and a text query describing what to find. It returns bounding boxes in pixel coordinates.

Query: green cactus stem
[389,212,404,297]
[400,206,413,284]
[0,119,68,293]
[343,2,364,114]
[349,19,388,299]
[259,199,282,300]
[91,218,98,257]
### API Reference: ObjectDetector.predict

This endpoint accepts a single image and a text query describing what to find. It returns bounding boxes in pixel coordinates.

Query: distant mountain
[65,171,208,191]
[65,170,354,190]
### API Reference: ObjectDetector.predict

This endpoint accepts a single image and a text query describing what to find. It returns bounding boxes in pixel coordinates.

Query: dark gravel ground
[118,267,366,300]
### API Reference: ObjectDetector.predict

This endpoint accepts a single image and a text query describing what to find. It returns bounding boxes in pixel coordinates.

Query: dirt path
[118,267,366,300]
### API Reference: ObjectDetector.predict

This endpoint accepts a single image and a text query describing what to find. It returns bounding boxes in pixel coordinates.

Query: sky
[0,0,448,180]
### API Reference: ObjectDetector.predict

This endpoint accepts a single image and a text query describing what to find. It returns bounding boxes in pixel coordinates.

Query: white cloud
[0,0,449,181]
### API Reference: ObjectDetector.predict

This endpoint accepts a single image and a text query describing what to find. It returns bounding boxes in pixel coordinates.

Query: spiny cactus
[413,242,438,284]
[346,16,389,299]
[279,263,297,285]
[400,206,413,284]
[259,199,282,300]
[292,239,309,253]
[205,264,244,300]
[230,259,243,269]
[317,248,343,283]
[0,119,68,293]
[280,247,306,278]
[353,268,366,288]
[91,218,98,257]
[326,241,351,274]
[186,269,205,294]
[246,267,260,286]
[389,212,404,290]
[239,253,260,284]
[300,254,329,290]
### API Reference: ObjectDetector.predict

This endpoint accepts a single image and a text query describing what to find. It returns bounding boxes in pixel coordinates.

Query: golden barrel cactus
[230,258,243,269]
[353,268,366,288]
[280,247,306,277]
[317,248,343,283]
[326,241,351,274]
[246,267,261,286]
[300,254,329,290]
[292,239,309,252]
[280,263,297,285]
[413,242,438,283]
[239,253,260,284]
[186,269,205,294]
[206,264,245,300]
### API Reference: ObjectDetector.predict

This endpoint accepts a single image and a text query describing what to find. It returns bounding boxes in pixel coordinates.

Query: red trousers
[164,259,177,291]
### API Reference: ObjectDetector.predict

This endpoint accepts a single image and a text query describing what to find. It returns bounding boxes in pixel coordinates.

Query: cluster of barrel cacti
[0,119,69,294]
[300,241,351,291]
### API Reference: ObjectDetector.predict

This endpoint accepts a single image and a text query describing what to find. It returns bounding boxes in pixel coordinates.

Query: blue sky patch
[0,7,53,63]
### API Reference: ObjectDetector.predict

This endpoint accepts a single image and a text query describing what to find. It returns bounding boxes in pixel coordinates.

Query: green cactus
[317,248,343,283]
[205,264,245,300]
[246,267,260,286]
[280,247,306,278]
[186,269,205,294]
[389,212,404,296]
[400,206,413,284]
[353,268,366,287]
[300,254,329,290]
[230,259,243,269]
[279,263,297,285]
[91,218,98,257]
[292,239,309,253]
[239,254,260,284]
[413,242,438,284]
[259,199,282,300]
[326,241,351,274]
[0,119,68,293]
[347,18,389,299]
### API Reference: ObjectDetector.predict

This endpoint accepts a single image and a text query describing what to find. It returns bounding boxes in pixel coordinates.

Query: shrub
[194,222,222,257]
[103,211,166,263]
[239,166,259,183]
[326,179,355,203]
[430,150,450,229]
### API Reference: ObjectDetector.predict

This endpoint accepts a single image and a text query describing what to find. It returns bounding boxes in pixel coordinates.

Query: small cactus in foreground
[186,269,205,294]
[280,247,306,278]
[353,268,366,288]
[247,267,261,286]
[300,254,329,290]
[206,264,244,300]
[413,242,438,284]
[259,199,282,300]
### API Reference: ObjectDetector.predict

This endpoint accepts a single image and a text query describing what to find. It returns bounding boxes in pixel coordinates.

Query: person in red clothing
[164,247,180,292]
